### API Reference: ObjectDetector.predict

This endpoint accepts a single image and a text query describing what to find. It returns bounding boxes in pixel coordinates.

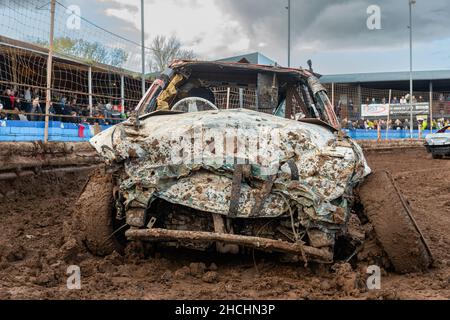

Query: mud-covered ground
[0,148,449,300]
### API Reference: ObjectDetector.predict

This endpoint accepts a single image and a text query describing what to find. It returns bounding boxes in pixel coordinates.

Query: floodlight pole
[141,0,146,98]
[409,0,415,139]
[44,0,56,143]
[287,0,291,67]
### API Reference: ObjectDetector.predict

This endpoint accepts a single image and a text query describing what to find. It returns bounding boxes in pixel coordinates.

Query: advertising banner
[361,103,429,117]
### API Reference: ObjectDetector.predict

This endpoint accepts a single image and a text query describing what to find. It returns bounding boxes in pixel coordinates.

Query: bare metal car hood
[91,109,371,233]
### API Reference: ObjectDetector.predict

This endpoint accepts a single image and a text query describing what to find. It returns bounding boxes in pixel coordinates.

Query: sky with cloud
[2,0,450,74]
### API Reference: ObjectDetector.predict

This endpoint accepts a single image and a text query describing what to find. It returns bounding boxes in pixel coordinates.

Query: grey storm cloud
[215,0,450,51]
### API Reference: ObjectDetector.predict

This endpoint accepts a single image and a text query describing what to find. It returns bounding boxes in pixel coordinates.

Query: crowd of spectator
[1,86,450,132]
[0,87,131,125]
[334,93,450,131]
[341,117,450,132]
[364,94,430,105]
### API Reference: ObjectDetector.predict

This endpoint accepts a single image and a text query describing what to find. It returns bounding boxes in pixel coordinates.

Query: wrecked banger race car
[76,61,432,273]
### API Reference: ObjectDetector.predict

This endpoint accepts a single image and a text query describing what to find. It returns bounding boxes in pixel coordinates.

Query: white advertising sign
[361,103,430,117]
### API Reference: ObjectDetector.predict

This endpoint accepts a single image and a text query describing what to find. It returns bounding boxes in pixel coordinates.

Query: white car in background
[425,126,450,159]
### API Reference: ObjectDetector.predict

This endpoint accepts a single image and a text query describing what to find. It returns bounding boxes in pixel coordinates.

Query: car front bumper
[425,144,450,155]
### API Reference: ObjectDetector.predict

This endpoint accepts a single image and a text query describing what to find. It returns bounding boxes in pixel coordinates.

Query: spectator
[64,98,73,117]
[432,119,437,130]
[80,106,90,117]
[357,119,364,129]
[70,98,79,115]
[348,120,354,130]
[52,97,61,117]
[335,102,342,120]
[3,89,13,110]
[59,97,68,122]
[400,96,407,104]
[48,102,56,121]
[105,101,113,119]
[387,119,393,130]
[9,106,21,120]
[0,101,5,120]
[348,99,355,117]
[421,119,428,131]
[403,119,410,130]
[364,120,370,130]
[391,97,399,104]
[370,98,377,105]
[18,109,28,121]
[30,97,42,121]
[24,87,32,113]
[395,119,402,130]
[71,111,80,123]
[24,87,31,101]
[96,102,105,117]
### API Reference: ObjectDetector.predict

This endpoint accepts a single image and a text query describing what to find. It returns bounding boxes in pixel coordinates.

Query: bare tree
[150,35,195,72]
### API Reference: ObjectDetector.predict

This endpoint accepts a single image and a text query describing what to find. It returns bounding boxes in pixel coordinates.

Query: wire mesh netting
[0,0,153,122]
[323,83,450,123]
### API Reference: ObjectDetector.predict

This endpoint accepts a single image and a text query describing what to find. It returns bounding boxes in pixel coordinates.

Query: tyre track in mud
[0,148,449,300]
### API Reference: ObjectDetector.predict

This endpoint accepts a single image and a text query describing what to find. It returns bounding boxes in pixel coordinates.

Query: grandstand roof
[216,52,278,66]
[320,70,450,91]
[321,70,450,83]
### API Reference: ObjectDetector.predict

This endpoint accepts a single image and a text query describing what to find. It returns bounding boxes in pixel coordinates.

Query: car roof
[169,60,318,83]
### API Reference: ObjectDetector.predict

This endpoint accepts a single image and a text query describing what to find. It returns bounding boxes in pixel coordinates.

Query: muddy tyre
[359,171,433,274]
[75,170,124,256]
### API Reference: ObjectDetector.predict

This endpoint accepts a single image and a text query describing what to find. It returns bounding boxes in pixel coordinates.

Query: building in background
[217,52,279,66]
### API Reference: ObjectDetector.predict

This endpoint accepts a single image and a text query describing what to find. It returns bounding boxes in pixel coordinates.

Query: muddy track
[0,148,449,300]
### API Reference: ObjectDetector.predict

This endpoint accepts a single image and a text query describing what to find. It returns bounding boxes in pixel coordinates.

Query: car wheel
[74,169,126,256]
[432,153,443,159]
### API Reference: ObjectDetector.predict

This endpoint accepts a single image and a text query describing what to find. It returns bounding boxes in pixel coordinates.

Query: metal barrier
[345,129,430,140]
[0,119,111,142]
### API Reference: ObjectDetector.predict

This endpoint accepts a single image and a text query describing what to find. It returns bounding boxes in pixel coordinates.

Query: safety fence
[323,83,450,122]
[0,0,154,128]
[345,129,432,141]
[0,38,150,117]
